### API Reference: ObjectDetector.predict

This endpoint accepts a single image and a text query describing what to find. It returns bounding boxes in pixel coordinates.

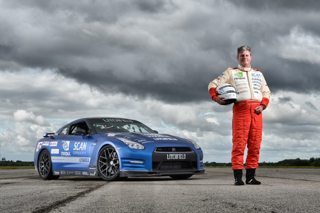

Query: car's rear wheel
[98,145,120,181]
[170,174,193,180]
[38,149,59,180]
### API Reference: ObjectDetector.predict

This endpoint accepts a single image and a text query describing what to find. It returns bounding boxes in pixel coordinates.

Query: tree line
[0,160,34,167]
[205,157,320,167]
[1,157,320,167]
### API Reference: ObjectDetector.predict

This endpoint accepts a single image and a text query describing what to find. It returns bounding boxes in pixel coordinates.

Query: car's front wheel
[170,174,193,180]
[37,149,59,180]
[97,145,120,181]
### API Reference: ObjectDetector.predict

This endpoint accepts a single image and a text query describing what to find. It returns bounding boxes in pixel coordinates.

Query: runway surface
[0,167,319,213]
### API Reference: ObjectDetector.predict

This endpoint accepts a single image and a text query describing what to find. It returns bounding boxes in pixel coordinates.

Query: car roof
[73,117,137,123]
[56,117,139,134]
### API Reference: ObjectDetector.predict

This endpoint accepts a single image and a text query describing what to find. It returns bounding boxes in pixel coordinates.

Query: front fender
[89,139,127,174]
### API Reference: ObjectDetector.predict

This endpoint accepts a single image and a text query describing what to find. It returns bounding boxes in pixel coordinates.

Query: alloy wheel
[38,150,53,179]
[98,145,120,181]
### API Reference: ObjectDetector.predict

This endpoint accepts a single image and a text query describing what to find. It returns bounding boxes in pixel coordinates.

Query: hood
[105,132,190,145]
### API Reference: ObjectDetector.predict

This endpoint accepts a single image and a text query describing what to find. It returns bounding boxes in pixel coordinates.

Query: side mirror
[153,130,159,134]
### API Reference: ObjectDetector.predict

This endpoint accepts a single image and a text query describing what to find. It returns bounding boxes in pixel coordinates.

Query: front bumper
[118,145,204,177]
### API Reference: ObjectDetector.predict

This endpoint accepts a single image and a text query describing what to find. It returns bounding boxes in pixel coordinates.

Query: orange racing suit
[208,66,271,170]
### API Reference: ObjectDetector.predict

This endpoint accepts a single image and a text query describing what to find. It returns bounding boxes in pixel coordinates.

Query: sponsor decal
[57,171,86,175]
[166,153,187,160]
[51,156,90,163]
[89,167,97,176]
[146,134,178,141]
[61,151,71,156]
[234,71,245,79]
[154,138,178,141]
[42,141,49,146]
[137,139,147,143]
[79,157,90,162]
[103,118,133,123]
[62,141,70,151]
[251,72,261,78]
[50,141,58,147]
[36,142,42,152]
[82,171,89,175]
[75,171,82,175]
[235,72,244,78]
[73,142,87,151]
[51,149,59,155]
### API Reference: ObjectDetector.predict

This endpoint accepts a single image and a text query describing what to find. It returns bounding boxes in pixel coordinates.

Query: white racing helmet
[216,83,237,105]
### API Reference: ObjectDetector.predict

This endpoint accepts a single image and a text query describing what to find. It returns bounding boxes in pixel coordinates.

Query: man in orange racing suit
[208,45,271,185]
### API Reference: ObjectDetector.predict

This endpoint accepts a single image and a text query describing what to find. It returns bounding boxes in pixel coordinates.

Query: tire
[37,150,59,180]
[97,145,120,181]
[170,174,193,180]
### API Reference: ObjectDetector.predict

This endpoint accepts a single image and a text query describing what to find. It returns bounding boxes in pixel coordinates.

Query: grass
[0,166,34,170]
[205,165,320,169]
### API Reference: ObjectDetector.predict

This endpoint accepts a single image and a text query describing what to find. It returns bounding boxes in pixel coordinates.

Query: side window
[59,126,69,135]
[69,122,89,135]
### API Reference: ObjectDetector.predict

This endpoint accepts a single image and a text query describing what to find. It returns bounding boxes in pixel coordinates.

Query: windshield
[89,118,154,134]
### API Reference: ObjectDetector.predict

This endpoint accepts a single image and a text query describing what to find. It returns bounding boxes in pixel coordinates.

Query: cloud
[0,109,56,160]
[232,0,320,10]
[0,0,320,162]
[305,101,318,111]
[1,0,319,103]
[277,27,320,65]
[14,110,49,126]
[0,69,319,162]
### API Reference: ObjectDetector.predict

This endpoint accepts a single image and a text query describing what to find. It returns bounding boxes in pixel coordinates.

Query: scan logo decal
[74,142,87,151]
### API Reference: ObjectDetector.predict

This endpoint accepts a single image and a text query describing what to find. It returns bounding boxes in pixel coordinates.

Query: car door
[57,121,96,173]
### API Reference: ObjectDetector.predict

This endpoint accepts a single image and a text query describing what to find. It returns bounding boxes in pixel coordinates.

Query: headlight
[118,138,144,150]
[190,140,201,149]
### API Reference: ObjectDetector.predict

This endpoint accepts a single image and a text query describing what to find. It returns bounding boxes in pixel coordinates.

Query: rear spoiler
[44,132,55,138]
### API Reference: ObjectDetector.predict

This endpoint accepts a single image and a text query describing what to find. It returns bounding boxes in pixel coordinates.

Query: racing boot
[233,170,244,185]
[246,169,261,185]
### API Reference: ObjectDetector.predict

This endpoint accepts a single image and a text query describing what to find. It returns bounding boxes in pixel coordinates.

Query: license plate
[166,153,186,160]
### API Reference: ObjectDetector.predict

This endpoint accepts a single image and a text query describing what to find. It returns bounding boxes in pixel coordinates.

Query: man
[208,45,271,185]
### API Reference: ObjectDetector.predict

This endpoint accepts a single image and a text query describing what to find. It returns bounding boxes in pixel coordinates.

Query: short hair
[237,45,251,55]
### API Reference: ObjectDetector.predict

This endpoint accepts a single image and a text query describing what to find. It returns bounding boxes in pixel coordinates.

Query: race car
[34,117,205,181]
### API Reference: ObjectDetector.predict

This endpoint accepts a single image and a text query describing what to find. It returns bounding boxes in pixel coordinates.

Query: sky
[0,0,320,162]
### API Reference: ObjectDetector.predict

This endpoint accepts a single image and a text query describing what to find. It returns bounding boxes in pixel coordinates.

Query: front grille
[153,161,196,171]
[155,147,192,152]
[152,149,197,171]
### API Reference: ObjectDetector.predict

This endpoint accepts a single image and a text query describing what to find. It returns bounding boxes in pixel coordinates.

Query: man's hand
[255,105,264,114]
[214,96,226,105]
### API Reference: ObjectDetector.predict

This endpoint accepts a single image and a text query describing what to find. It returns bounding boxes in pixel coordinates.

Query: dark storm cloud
[278,96,292,103]
[305,101,318,111]
[1,0,320,103]
[233,0,320,11]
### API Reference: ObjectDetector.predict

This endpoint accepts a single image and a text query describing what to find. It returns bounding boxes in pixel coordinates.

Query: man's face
[237,50,252,68]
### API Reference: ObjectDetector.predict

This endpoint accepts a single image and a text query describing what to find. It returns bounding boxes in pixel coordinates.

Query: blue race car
[34,117,204,180]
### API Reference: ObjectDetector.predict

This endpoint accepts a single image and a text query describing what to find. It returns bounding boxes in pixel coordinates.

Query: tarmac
[0,167,319,213]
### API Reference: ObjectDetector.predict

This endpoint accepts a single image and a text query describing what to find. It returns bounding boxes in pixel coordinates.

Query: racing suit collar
[238,64,252,72]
